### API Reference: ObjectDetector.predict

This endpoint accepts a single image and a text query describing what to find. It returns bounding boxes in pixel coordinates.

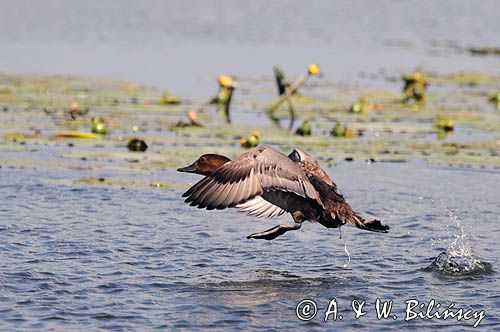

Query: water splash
[425,209,493,276]
[342,243,351,269]
[446,209,474,260]
[338,227,351,269]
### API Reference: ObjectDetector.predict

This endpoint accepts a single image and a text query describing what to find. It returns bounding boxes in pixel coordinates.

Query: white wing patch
[236,196,286,218]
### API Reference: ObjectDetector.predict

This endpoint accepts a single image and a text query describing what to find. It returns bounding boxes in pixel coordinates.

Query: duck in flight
[177,145,389,240]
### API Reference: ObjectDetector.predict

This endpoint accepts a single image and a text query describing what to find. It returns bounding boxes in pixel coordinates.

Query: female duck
[178,145,389,240]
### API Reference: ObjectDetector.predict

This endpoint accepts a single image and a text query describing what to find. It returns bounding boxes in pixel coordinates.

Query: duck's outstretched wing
[182,145,321,211]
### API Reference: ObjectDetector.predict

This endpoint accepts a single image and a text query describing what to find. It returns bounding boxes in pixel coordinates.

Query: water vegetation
[467,46,500,57]
[160,90,181,105]
[127,138,148,152]
[434,113,455,132]
[0,70,498,188]
[213,75,236,124]
[402,71,428,108]
[295,120,312,136]
[90,117,108,135]
[489,92,500,110]
[349,96,372,115]
[240,130,261,148]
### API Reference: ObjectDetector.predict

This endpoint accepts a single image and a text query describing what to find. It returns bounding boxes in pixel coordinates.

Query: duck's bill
[177,163,197,173]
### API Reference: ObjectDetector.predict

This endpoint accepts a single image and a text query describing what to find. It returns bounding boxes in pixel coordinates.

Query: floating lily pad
[52,131,102,139]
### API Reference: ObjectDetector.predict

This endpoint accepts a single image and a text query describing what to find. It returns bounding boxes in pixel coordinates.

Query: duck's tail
[352,214,389,233]
[320,203,389,233]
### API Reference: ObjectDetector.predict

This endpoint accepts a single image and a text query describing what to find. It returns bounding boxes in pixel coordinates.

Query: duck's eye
[199,157,206,163]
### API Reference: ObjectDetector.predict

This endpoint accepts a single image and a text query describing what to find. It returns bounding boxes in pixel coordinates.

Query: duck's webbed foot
[247,223,302,240]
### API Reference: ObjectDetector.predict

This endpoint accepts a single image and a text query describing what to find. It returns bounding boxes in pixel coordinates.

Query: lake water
[0,1,499,331]
[1,160,498,330]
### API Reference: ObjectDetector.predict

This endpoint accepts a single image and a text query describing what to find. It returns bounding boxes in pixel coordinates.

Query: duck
[177,145,389,240]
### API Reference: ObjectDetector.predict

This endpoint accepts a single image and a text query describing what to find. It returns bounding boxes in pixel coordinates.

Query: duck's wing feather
[182,145,321,211]
[236,196,286,218]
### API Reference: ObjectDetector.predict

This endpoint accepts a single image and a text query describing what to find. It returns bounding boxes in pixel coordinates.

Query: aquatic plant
[1,71,499,170]
[468,46,500,57]
[3,132,26,143]
[489,92,500,110]
[91,117,108,135]
[172,111,203,128]
[52,131,101,139]
[295,120,312,136]
[273,66,291,96]
[127,138,148,152]
[240,130,261,148]
[330,122,358,138]
[402,71,428,107]
[160,90,181,105]
[215,75,236,124]
[434,113,455,132]
[267,64,321,130]
[68,101,88,119]
[349,97,372,115]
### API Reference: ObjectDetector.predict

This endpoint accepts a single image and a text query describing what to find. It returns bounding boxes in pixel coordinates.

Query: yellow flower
[70,101,80,111]
[218,75,234,88]
[187,111,198,123]
[252,130,261,138]
[308,64,320,76]
[410,71,422,82]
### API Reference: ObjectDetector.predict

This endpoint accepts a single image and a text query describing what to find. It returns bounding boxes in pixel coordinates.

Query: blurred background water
[0,0,499,94]
[0,1,499,331]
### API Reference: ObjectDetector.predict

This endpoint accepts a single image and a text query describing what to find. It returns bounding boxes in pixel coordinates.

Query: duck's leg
[247,222,302,240]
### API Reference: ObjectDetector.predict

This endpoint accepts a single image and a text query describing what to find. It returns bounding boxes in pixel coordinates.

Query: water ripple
[0,164,498,330]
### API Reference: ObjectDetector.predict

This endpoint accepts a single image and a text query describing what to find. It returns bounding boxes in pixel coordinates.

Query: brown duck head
[177,154,231,176]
